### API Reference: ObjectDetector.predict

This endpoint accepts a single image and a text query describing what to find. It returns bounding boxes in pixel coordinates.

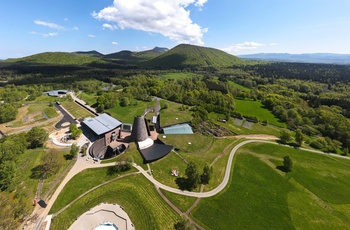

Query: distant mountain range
[5,45,350,68]
[3,45,244,68]
[238,53,350,65]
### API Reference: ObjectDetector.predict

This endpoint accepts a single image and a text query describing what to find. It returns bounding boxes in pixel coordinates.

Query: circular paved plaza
[68,203,135,230]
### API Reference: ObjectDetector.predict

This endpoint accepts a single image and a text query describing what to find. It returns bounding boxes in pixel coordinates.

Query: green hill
[6,52,107,65]
[141,44,245,69]
[105,47,168,62]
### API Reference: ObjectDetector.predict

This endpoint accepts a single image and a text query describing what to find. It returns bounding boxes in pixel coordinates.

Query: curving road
[134,140,350,198]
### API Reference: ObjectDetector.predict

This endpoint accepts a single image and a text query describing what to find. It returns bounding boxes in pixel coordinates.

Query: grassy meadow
[192,142,350,229]
[160,72,200,80]
[209,112,282,136]
[235,99,286,127]
[50,173,179,230]
[106,100,157,123]
[78,92,97,106]
[14,148,71,209]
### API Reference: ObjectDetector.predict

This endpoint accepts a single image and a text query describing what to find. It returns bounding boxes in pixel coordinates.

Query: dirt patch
[231,134,279,140]
[234,118,243,126]
[61,122,70,127]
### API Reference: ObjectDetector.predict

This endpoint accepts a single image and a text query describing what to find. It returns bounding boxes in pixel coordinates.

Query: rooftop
[83,113,122,136]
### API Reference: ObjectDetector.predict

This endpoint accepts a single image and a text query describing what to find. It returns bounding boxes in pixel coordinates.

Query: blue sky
[1,0,350,58]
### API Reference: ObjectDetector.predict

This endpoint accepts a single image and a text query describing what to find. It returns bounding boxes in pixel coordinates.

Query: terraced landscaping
[60,101,93,119]
[50,174,179,230]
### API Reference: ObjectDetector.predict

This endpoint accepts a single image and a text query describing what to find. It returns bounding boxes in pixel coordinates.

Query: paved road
[134,140,350,198]
[54,103,77,129]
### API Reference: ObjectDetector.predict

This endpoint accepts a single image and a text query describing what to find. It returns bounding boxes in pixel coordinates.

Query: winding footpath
[33,138,349,229]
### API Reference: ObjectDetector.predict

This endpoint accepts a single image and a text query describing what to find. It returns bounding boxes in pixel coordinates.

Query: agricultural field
[192,142,350,229]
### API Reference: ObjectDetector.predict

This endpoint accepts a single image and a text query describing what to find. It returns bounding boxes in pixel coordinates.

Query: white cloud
[195,0,207,7]
[43,32,59,37]
[30,31,58,38]
[34,20,64,30]
[88,34,96,38]
[223,42,275,54]
[103,23,118,30]
[92,0,208,45]
[73,27,79,30]
[112,41,119,45]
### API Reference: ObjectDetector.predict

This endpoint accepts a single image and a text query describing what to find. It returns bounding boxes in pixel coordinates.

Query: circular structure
[95,222,118,230]
[68,203,134,230]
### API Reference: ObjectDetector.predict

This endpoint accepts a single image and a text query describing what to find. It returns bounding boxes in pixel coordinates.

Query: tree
[69,144,79,159]
[295,129,304,147]
[185,161,200,190]
[26,127,48,148]
[41,149,63,177]
[200,164,212,184]
[283,155,293,172]
[0,161,16,191]
[70,124,82,140]
[280,129,292,144]
[174,215,192,230]
[0,104,18,123]
[120,97,130,107]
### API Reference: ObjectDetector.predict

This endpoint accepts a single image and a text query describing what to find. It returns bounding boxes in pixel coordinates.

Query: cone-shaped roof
[130,116,149,142]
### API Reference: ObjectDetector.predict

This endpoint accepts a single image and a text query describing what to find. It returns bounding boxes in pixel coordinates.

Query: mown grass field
[156,135,236,189]
[192,142,350,229]
[235,99,286,127]
[160,72,200,79]
[61,101,93,119]
[50,174,179,230]
[156,100,193,127]
[107,100,157,123]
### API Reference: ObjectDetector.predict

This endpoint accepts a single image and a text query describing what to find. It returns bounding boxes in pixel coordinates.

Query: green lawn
[161,189,198,213]
[61,101,93,119]
[228,80,251,92]
[150,151,188,187]
[160,72,200,80]
[155,100,193,127]
[50,174,179,230]
[106,100,157,123]
[44,107,59,118]
[235,99,286,127]
[157,135,236,189]
[79,92,97,106]
[192,143,350,229]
